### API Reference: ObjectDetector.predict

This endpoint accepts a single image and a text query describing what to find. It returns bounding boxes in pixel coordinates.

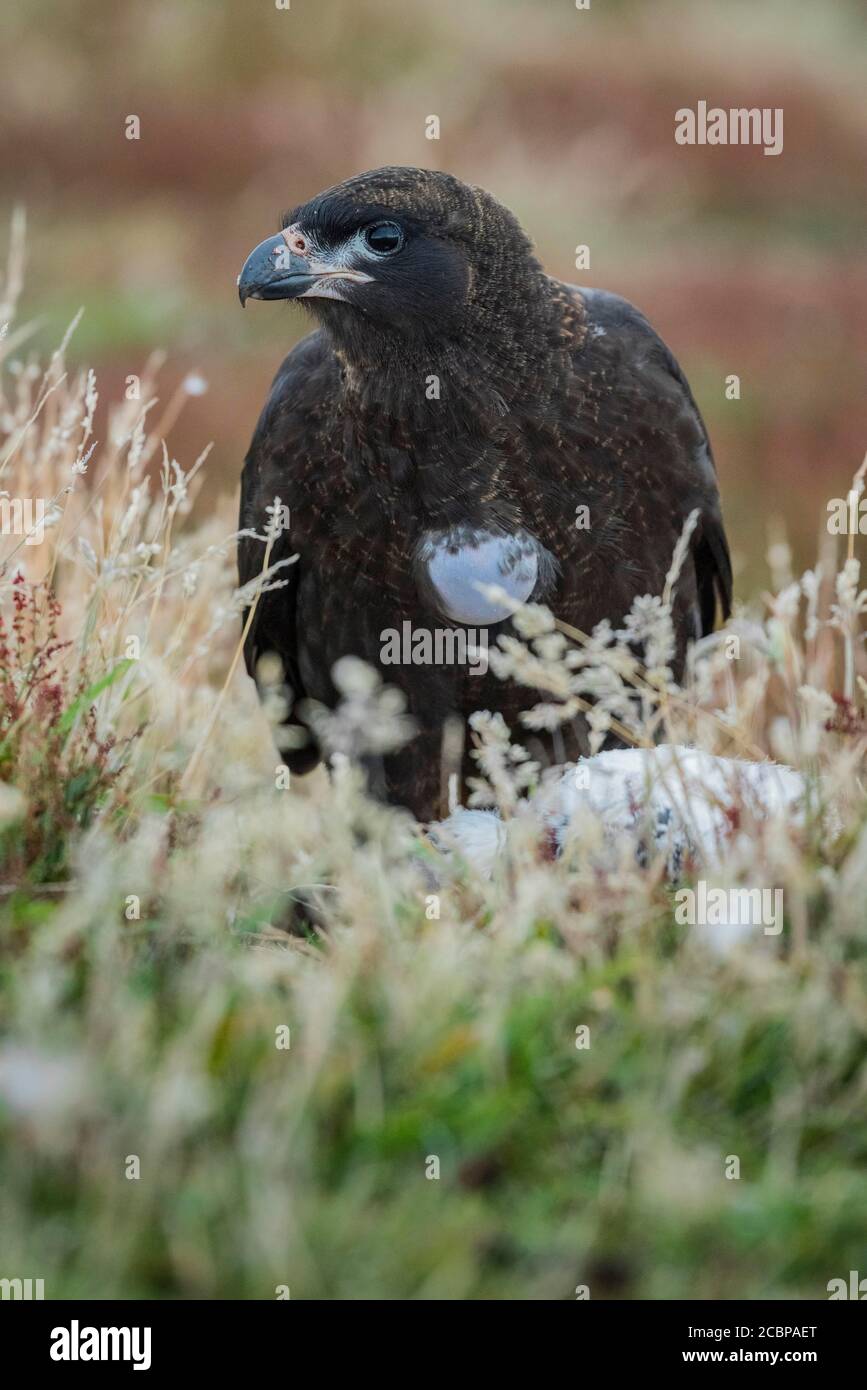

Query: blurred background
[1,0,865,593]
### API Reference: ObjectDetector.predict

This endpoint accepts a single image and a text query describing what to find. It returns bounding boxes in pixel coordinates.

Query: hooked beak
[237,230,373,306]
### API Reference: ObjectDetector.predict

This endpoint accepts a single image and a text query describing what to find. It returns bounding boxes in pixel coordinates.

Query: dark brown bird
[237,167,731,820]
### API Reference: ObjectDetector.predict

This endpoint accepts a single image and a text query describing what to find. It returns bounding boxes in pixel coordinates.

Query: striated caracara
[237,166,731,821]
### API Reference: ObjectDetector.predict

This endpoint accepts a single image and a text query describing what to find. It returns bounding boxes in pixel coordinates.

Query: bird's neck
[315,285,585,526]
[332,277,582,433]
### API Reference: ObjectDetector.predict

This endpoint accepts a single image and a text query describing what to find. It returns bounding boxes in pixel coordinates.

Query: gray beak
[237,233,318,306]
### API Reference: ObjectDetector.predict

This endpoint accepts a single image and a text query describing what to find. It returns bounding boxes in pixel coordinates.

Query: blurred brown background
[2,0,866,592]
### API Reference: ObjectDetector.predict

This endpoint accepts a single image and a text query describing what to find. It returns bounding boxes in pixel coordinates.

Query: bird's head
[237,167,548,365]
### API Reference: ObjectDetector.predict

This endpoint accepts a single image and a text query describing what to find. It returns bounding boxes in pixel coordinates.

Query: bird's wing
[565,283,732,636]
[238,329,338,773]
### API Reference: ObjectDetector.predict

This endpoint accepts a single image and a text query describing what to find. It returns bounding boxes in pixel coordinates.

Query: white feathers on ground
[537,745,805,872]
[428,805,508,879]
[428,745,811,952]
[432,746,806,873]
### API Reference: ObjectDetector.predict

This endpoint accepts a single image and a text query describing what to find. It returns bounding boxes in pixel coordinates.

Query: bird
[428,746,807,954]
[237,166,731,821]
[429,745,806,880]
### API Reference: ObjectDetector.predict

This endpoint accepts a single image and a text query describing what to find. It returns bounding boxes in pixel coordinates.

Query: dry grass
[1,221,866,1299]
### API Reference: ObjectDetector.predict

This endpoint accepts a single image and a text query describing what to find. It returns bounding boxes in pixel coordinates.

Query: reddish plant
[0,574,137,882]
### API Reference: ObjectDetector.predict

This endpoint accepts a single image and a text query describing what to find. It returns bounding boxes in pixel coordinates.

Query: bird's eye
[364,221,404,256]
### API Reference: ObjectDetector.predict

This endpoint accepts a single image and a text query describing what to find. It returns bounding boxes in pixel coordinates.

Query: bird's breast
[413,524,557,625]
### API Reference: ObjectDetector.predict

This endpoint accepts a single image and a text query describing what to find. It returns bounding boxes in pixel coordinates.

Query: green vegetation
[1,247,866,1297]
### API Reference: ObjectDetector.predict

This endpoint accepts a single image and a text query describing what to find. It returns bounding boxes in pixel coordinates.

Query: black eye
[364,221,404,255]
